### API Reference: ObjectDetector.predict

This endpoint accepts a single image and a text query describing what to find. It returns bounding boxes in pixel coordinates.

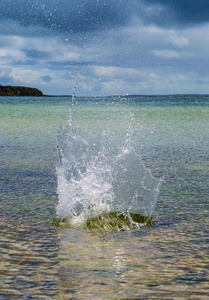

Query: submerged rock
[0,85,43,96]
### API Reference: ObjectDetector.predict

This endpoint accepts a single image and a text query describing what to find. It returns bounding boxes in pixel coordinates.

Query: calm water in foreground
[0,95,209,299]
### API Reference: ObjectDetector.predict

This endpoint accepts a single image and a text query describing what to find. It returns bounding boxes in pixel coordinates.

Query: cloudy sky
[1,0,209,95]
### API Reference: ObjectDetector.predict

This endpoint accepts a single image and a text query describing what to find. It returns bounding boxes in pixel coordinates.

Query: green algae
[52,211,154,231]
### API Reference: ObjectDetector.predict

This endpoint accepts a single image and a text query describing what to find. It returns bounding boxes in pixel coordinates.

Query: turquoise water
[0,95,209,299]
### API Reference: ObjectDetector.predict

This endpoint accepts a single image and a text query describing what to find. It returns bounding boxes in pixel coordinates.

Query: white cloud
[169,74,188,81]
[0,48,26,64]
[150,72,158,78]
[153,49,180,58]
[9,68,52,85]
[92,66,142,81]
[1,14,209,95]
[184,24,209,57]
[0,34,98,67]
[168,34,189,47]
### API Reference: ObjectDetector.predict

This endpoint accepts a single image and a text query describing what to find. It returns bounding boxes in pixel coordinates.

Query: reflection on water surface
[1,215,208,299]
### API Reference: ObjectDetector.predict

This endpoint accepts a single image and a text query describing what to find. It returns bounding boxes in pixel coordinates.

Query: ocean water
[0,95,209,299]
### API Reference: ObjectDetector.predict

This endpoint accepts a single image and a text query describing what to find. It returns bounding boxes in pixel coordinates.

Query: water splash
[55,97,162,231]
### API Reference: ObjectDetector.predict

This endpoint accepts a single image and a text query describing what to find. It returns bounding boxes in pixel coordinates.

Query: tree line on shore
[0,84,43,96]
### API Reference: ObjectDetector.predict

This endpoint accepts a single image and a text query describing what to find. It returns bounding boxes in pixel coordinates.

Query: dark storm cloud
[0,0,131,34]
[141,0,209,27]
[1,0,209,38]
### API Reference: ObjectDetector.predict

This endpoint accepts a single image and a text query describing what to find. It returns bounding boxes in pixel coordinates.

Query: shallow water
[0,95,209,299]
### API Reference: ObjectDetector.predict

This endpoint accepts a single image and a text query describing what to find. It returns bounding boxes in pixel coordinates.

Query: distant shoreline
[0,85,43,96]
[0,85,208,98]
